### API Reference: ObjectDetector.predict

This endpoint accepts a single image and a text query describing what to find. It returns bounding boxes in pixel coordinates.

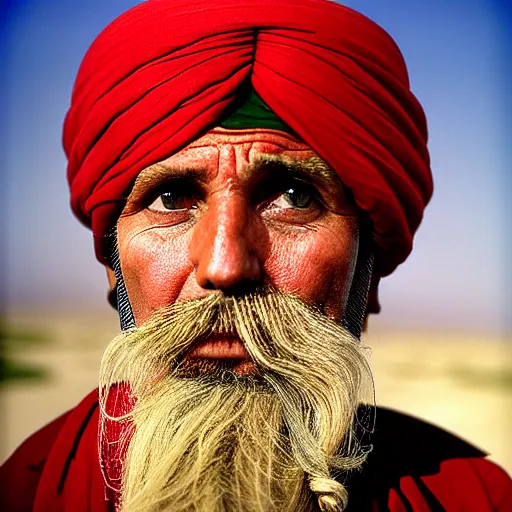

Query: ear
[105,266,117,309]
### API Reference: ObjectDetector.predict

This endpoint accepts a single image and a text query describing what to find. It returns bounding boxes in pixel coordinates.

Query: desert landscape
[2,310,511,475]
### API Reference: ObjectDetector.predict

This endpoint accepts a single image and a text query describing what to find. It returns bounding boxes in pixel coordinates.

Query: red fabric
[64,0,432,278]
[2,396,512,511]
[422,458,512,511]
[379,459,512,511]
[31,390,111,512]
[0,411,70,512]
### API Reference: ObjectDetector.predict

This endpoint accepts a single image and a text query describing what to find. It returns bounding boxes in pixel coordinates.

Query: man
[1,0,511,511]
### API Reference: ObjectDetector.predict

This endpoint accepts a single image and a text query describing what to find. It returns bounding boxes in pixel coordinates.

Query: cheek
[118,225,193,325]
[265,219,358,321]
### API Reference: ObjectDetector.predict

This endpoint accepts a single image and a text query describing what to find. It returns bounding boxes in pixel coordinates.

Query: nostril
[218,280,261,299]
[203,280,216,290]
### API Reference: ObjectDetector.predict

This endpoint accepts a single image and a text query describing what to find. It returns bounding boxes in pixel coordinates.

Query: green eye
[147,180,201,212]
[283,186,312,209]
[269,182,316,210]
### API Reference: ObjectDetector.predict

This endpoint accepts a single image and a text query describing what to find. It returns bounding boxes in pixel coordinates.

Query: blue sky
[2,0,511,335]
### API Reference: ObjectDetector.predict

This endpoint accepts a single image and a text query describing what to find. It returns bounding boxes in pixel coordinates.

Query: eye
[147,182,201,212]
[268,182,317,210]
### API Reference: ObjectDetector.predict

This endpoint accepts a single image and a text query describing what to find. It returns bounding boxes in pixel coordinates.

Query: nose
[189,193,262,292]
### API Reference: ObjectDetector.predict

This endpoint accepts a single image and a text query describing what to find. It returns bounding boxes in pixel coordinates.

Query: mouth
[189,335,249,359]
[184,334,257,376]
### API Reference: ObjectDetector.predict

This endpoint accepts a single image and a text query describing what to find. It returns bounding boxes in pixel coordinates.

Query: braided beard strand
[99,289,373,512]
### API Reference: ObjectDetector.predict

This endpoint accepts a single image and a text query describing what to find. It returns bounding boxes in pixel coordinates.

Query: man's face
[103,128,370,512]
[117,128,359,326]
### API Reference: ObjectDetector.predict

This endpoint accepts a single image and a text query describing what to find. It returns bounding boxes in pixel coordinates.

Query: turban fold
[64,0,432,278]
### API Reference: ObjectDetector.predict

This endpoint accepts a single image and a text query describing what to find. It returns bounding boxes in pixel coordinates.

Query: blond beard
[99,289,373,512]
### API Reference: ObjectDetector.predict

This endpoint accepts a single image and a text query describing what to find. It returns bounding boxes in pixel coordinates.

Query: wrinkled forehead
[185,127,308,149]
[130,127,347,195]
[162,127,315,168]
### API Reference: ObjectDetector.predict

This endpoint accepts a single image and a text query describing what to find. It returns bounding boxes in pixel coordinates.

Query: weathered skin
[117,128,359,330]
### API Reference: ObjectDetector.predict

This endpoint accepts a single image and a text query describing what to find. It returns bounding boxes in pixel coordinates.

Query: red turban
[64,0,432,278]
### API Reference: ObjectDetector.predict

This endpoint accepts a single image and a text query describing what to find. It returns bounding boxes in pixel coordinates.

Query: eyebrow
[249,154,345,192]
[128,164,206,199]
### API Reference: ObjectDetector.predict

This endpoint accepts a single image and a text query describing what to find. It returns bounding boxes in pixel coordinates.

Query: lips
[189,336,249,359]
[187,335,256,376]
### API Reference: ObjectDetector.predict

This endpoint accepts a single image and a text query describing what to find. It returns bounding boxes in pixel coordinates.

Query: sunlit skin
[116,128,359,374]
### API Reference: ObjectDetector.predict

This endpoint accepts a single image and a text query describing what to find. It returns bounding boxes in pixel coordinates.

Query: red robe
[1,389,511,511]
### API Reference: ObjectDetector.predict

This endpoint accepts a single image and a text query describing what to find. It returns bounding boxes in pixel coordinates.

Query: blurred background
[1,0,511,472]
